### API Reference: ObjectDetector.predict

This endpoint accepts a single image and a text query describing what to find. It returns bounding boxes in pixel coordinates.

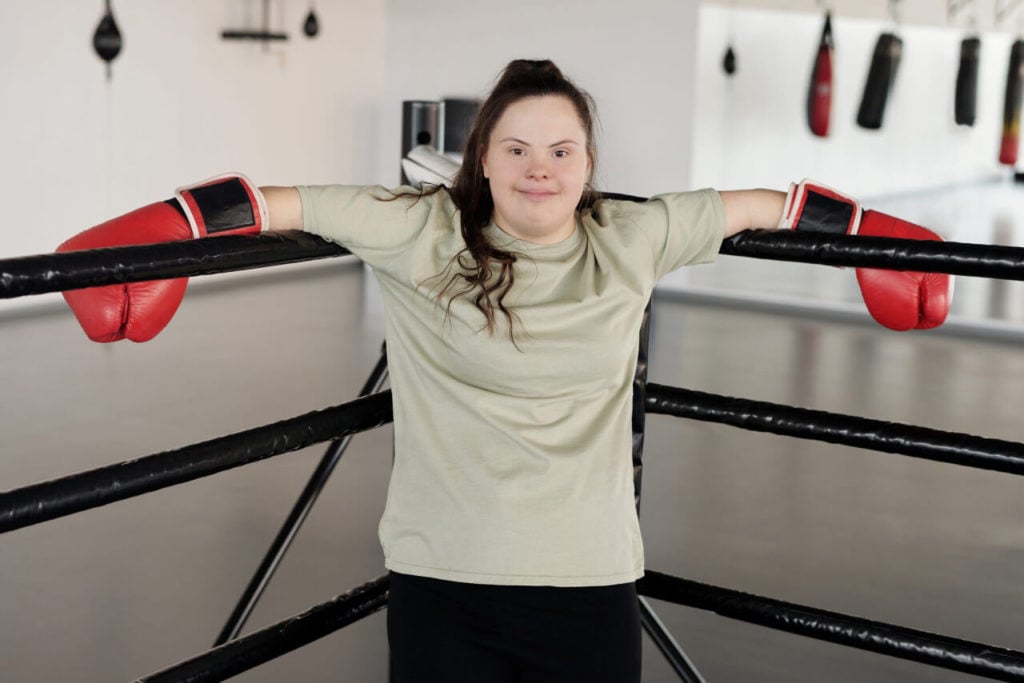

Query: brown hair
[427,59,601,342]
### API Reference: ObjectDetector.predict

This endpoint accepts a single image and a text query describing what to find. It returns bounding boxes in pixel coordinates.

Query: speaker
[441,98,480,156]
[401,100,441,182]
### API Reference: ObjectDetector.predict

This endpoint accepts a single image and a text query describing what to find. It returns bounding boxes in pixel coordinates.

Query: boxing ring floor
[3,195,1024,680]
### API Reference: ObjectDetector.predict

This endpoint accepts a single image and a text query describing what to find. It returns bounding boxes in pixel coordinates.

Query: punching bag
[807,12,833,137]
[955,37,981,126]
[856,33,902,130]
[722,45,737,75]
[999,39,1024,166]
[92,0,122,80]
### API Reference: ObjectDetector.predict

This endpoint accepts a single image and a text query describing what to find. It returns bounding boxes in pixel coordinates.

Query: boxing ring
[2,227,1024,681]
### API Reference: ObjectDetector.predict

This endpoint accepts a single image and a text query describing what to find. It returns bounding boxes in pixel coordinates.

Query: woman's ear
[480,145,490,179]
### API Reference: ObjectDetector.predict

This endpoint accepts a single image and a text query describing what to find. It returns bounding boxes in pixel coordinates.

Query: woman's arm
[719,189,786,238]
[261,186,304,231]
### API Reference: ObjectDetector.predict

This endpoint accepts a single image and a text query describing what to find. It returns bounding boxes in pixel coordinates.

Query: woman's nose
[526,159,551,179]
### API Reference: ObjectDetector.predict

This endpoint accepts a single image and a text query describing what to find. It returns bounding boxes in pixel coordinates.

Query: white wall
[1,0,704,313]
[692,4,1018,197]
[676,3,1024,307]
[711,0,1023,32]
[374,0,701,197]
[0,0,388,263]
[4,0,1020,312]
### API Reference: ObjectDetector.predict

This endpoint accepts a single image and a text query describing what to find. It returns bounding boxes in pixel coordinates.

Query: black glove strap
[795,189,855,235]
[185,178,257,234]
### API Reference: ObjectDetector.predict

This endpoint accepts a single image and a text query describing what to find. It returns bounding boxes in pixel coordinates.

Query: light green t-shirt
[297,185,725,587]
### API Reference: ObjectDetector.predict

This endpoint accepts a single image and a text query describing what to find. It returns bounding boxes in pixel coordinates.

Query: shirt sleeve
[592,188,725,282]
[643,188,726,280]
[296,184,454,268]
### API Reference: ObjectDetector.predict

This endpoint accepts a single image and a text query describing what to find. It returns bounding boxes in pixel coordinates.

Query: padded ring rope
[4,229,1024,300]
[723,229,1024,280]
[637,570,1024,681]
[0,391,393,534]
[7,379,1021,536]
[136,575,389,683]
[0,231,349,299]
[646,383,1024,476]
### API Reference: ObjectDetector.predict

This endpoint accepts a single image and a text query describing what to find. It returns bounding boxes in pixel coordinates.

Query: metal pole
[214,346,389,646]
[640,597,707,683]
[632,298,706,681]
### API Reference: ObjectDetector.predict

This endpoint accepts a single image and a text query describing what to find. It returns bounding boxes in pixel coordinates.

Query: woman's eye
[510,147,525,156]
[553,149,569,158]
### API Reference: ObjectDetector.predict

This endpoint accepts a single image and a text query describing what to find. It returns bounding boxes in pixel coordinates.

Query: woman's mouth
[519,189,558,201]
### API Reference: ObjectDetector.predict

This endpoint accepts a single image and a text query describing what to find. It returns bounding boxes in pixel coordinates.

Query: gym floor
[2,181,1022,681]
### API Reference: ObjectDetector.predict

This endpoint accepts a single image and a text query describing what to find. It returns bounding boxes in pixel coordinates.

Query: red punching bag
[807,12,833,137]
[999,39,1024,165]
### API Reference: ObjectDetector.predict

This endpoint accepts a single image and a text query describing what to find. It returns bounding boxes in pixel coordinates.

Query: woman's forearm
[261,186,304,231]
[718,189,786,237]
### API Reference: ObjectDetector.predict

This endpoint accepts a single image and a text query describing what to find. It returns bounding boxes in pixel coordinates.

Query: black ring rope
[135,575,389,683]
[723,228,1024,279]
[5,382,1021,536]
[0,391,393,534]
[646,383,1024,477]
[4,229,1024,301]
[637,570,1024,681]
[0,231,348,299]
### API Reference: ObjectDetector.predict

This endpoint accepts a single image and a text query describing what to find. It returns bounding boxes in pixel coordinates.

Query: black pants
[387,571,641,683]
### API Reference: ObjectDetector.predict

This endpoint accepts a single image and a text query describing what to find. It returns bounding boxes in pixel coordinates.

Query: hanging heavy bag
[807,12,834,137]
[856,32,902,130]
[999,39,1024,165]
[955,36,981,126]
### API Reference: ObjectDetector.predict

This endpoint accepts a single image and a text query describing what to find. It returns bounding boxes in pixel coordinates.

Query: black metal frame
[632,301,708,679]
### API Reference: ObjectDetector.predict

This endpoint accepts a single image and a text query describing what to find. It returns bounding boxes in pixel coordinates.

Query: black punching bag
[955,37,981,126]
[92,0,122,79]
[303,8,319,37]
[856,33,902,130]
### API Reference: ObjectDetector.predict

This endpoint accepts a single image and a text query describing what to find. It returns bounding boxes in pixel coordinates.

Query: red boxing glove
[778,180,951,331]
[57,174,268,342]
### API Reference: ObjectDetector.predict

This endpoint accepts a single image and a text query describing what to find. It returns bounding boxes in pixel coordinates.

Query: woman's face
[481,95,591,245]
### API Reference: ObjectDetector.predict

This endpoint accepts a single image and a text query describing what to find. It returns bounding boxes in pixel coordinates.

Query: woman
[58,59,947,681]
[263,59,782,682]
